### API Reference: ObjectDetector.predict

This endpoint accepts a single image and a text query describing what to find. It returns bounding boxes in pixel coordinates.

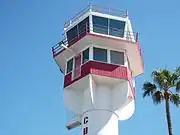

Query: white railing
[52,23,139,57]
[64,4,128,28]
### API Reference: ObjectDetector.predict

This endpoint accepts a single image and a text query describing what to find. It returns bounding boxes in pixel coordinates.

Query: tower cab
[52,4,144,130]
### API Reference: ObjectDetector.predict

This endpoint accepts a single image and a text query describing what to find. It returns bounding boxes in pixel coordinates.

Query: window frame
[66,58,74,74]
[66,16,90,43]
[109,19,126,38]
[82,47,90,64]
[77,17,90,35]
[91,45,126,66]
[66,25,78,43]
[93,47,108,63]
[110,50,125,65]
[92,15,109,35]
[92,15,126,38]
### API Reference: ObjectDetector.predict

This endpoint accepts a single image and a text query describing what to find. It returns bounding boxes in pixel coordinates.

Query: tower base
[82,109,118,135]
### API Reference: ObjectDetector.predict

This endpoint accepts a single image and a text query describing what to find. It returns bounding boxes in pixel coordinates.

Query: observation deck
[52,4,139,57]
[52,4,143,77]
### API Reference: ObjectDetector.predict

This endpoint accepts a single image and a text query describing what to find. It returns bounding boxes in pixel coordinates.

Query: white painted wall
[64,75,135,134]
[113,81,135,120]
[82,109,118,135]
[112,81,128,111]
[82,85,118,135]
[64,88,83,114]
[93,86,112,109]
[82,88,94,112]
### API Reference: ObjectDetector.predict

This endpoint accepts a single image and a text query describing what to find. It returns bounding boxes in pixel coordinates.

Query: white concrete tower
[52,4,144,135]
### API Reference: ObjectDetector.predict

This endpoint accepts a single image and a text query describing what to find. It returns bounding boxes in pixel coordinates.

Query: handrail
[64,5,90,28]
[91,5,128,17]
[52,23,139,57]
[64,4,128,28]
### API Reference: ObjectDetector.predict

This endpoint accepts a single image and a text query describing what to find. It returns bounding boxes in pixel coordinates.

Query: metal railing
[52,23,139,57]
[91,5,128,17]
[64,4,128,28]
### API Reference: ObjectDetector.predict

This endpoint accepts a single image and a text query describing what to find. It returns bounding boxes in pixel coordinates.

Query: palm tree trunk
[165,99,173,135]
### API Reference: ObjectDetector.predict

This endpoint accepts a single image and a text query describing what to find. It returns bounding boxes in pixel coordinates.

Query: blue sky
[0,0,180,135]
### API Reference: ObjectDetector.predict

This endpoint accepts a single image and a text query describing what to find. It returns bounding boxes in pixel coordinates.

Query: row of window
[66,48,89,74]
[67,17,89,43]
[92,16,126,38]
[93,47,124,65]
[66,16,126,44]
[66,47,124,74]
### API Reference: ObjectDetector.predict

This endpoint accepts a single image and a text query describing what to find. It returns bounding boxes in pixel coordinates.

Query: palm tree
[142,67,180,135]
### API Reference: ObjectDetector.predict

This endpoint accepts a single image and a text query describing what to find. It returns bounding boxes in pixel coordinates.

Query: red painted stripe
[64,61,135,99]
[64,61,135,100]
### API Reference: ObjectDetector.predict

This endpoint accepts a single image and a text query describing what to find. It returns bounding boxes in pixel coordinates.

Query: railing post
[126,9,128,17]
[89,2,92,12]
[108,8,110,13]
[135,32,139,42]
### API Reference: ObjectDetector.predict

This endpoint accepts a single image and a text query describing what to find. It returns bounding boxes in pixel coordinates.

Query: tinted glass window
[82,48,89,64]
[67,26,78,43]
[93,16,108,34]
[93,47,107,62]
[109,19,125,37]
[78,17,89,35]
[67,58,73,73]
[110,50,124,65]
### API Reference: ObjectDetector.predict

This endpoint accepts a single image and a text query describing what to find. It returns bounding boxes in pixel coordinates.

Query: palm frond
[170,94,180,107]
[174,67,180,92]
[152,70,167,89]
[152,91,164,105]
[175,66,180,74]
[142,82,157,98]
[176,80,180,92]
[169,73,179,88]
[152,69,179,90]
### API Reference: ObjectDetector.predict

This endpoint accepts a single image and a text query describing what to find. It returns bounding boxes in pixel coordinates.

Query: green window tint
[92,16,108,35]
[66,58,73,74]
[78,17,89,35]
[93,47,107,62]
[110,50,124,65]
[109,19,125,38]
[82,48,89,64]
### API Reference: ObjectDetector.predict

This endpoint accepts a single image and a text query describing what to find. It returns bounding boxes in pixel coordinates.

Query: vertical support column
[89,13,93,33]
[135,32,139,42]
[89,46,93,61]
[81,85,119,135]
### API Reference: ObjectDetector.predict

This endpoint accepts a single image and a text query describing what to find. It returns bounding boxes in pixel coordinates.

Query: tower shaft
[81,86,118,135]
[82,109,118,135]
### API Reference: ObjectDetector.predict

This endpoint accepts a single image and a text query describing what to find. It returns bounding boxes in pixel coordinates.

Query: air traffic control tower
[52,4,144,135]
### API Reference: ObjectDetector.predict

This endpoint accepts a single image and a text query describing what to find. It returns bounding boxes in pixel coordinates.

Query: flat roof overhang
[54,33,144,77]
